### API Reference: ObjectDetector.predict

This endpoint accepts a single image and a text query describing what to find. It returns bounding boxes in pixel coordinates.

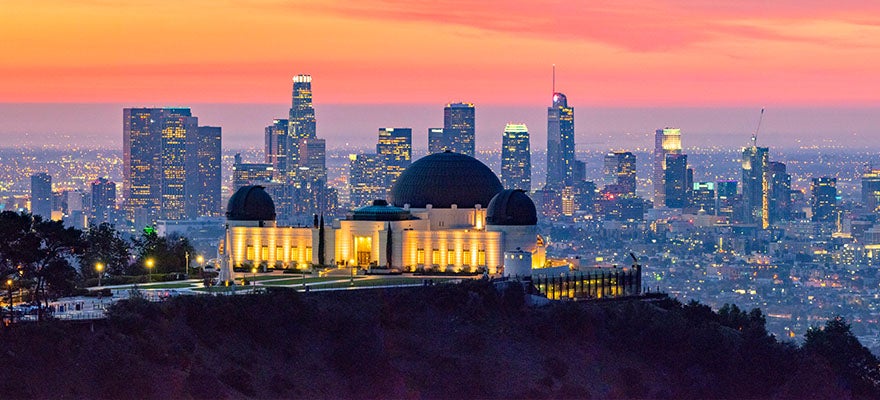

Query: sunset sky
[2,1,880,149]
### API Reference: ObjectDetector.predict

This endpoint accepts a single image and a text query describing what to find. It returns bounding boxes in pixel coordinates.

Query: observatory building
[220,152,545,281]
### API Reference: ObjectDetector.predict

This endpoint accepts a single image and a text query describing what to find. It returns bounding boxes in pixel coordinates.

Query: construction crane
[751,107,765,147]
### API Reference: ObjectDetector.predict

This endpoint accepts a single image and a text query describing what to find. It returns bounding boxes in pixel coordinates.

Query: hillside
[0,281,877,399]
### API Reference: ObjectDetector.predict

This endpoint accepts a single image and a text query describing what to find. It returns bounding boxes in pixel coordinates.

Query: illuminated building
[691,182,716,214]
[500,123,531,192]
[811,177,837,223]
[90,177,116,225]
[123,107,219,225]
[603,151,637,196]
[561,186,575,216]
[546,92,575,188]
[298,138,327,182]
[427,128,445,154]
[768,161,792,223]
[861,169,880,212]
[349,153,386,208]
[189,126,222,217]
[443,103,475,157]
[219,153,546,282]
[716,180,738,218]
[30,172,52,219]
[232,154,273,191]
[377,128,412,192]
[264,119,288,172]
[287,75,316,176]
[742,145,770,228]
[664,153,688,208]
[653,128,682,206]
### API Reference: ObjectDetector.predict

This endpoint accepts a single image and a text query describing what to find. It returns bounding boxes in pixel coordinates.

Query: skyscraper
[427,128,445,154]
[189,126,222,217]
[287,74,316,181]
[691,182,716,214]
[603,151,637,196]
[443,102,475,157]
[298,138,327,182]
[546,92,575,188]
[265,119,288,172]
[716,180,738,218]
[861,168,880,212]
[742,145,770,227]
[123,107,219,225]
[811,177,837,223]
[232,154,274,191]
[664,153,688,208]
[768,161,792,223]
[377,128,412,191]
[500,123,531,192]
[349,153,386,208]
[90,177,116,225]
[30,173,52,219]
[653,128,682,206]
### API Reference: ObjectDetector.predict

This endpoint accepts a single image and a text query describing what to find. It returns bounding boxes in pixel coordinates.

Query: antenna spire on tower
[552,64,556,94]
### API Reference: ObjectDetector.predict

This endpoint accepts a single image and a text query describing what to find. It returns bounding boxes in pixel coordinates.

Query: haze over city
[2,1,880,149]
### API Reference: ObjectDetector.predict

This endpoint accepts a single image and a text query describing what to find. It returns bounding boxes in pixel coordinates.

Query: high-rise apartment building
[500,123,531,192]
[30,173,52,219]
[349,153,386,208]
[265,119,288,172]
[811,177,837,222]
[298,138,327,182]
[287,74,316,181]
[742,145,770,228]
[377,128,412,192]
[653,128,682,206]
[691,182,716,214]
[546,92,575,188]
[443,103,475,157]
[664,153,688,208]
[90,177,116,225]
[603,151,637,196]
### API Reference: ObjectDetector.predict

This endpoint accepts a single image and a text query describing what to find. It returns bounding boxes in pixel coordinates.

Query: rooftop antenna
[751,107,765,147]
[552,64,556,94]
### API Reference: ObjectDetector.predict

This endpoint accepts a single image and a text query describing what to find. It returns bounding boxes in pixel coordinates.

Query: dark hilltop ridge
[1,281,878,399]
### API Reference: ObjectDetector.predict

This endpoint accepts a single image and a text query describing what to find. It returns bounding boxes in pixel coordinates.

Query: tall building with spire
[546,92,575,188]
[653,128,682,206]
[443,102,475,157]
[287,74,316,182]
[500,123,531,192]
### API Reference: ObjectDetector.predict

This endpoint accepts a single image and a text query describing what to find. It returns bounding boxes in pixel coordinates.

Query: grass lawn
[261,276,365,286]
[318,277,460,289]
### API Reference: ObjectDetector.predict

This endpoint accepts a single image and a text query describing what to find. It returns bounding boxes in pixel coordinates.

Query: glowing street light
[145,258,155,283]
[95,262,104,287]
[196,255,205,270]
[251,267,257,287]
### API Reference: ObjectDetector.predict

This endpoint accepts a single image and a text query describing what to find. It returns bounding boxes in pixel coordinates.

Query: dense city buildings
[500,123,531,192]
[122,107,221,227]
[232,154,273,191]
[441,102,475,157]
[862,168,880,212]
[546,92,575,188]
[603,151,637,196]
[30,172,52,219]
[653,128,682,206]
[377,128,412,193]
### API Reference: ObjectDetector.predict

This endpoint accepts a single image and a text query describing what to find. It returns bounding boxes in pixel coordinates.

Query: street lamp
[6,278,13,311]
[145,258,155,283]
[349,258,356,285]
[251,267,257,287]
[95,262,104,287]
[196,255,204,270]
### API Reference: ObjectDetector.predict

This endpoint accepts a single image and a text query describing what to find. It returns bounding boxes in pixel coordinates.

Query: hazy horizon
[2,103,879,152]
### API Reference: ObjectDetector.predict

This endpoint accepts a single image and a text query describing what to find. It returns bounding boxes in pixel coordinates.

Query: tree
[317,214,325,266]
[132,230,194,275]
[803,316,880,396]
[79,223,132,277]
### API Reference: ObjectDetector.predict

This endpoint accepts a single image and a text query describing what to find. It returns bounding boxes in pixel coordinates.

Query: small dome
[226,185,276,221]
[390,151,503,209]
[351,199,413,221]
[486,189,538,226]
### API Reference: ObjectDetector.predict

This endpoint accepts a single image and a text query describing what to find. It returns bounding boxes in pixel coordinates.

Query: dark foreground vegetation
[1,281,879,399]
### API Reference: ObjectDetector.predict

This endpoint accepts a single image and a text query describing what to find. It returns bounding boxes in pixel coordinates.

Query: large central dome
[390,151,503,209]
